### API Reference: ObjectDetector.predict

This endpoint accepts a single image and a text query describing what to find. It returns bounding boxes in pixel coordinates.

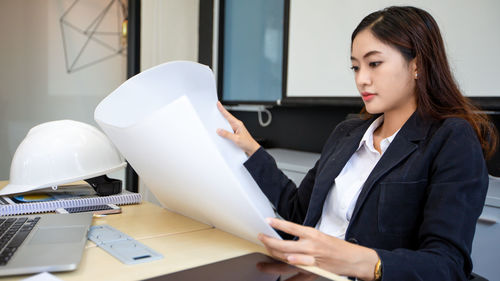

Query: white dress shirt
[316,116,399,239]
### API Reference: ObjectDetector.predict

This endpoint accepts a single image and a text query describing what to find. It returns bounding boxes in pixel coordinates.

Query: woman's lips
[361,92,376,101]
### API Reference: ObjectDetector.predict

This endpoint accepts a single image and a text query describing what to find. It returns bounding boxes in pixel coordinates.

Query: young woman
[216,6,496,281]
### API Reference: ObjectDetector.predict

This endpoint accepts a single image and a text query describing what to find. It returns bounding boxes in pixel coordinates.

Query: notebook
[0,212,92,276]
[0,184,141,216]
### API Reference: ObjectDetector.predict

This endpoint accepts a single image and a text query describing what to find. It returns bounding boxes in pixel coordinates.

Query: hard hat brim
[0,162,127,196]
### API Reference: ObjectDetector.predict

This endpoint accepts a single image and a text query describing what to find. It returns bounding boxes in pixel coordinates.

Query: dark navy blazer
[244,112,488,280]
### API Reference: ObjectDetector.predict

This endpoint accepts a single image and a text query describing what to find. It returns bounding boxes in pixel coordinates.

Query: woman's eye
[369,61,382,67]
[350,66,359,72]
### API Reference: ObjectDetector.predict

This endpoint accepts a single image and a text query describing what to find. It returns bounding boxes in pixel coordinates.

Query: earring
[415,72,418,79]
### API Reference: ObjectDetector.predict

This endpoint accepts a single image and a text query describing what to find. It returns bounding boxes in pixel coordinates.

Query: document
[94,61,280,244]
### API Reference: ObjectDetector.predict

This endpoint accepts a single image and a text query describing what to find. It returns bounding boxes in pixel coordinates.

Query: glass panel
[0,0,126,184]
[222,0,284,102]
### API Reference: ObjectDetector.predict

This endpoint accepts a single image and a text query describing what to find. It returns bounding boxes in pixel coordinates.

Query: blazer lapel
[348,111,432,225]
[303,118,373,227]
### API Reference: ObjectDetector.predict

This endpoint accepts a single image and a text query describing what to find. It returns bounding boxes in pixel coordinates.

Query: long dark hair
[351,6,497,158]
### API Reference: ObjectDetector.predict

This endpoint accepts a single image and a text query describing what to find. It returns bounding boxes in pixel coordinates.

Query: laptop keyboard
[0,217,40,266]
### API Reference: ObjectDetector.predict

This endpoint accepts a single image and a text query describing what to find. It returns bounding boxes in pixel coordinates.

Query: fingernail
[287,255,296,262]
[265,218,272,224]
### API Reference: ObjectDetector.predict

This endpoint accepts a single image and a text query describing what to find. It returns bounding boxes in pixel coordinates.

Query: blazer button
[348,237,359,244]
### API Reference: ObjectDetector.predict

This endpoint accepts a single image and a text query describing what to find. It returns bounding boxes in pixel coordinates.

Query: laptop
[0,212,92,276]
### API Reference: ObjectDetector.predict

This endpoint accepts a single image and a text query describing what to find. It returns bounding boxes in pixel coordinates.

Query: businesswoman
[217,6,496,280]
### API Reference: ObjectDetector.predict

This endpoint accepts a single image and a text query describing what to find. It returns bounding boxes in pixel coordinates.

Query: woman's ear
[410,58,418,79]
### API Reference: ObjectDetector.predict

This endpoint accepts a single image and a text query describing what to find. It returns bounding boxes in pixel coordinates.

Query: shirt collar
[357,115,399,154]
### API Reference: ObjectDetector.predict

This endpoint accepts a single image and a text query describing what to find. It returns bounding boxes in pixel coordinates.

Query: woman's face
[351,29,417,116]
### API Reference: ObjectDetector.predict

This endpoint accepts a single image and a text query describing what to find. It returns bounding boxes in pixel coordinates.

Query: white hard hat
[0,120,127,195]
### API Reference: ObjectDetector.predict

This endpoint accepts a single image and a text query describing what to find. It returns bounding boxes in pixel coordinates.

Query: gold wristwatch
[374,258,382,281]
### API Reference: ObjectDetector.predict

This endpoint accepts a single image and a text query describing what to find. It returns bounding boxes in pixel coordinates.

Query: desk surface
[0,182,345,281]
[58,202,268,281]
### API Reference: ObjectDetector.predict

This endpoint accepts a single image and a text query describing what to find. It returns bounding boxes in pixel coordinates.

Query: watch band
[374,258,382,281]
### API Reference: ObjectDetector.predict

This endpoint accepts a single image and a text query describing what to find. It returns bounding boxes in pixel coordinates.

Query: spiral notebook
[0,184,141,216]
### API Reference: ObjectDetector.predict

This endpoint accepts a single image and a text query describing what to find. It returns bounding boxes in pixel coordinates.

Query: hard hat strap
[85,175,122,196]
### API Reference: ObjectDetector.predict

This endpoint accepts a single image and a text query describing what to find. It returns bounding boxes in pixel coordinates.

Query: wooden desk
[0,181,346,280]
[76,203,345,281]
[61,227,266,281]
[88,202,211,242]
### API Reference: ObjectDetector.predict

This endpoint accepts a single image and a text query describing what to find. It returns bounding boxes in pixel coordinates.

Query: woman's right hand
[216,101,261,157]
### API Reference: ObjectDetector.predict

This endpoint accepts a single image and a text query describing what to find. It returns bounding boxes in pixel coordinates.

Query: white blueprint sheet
[94,61,280,244]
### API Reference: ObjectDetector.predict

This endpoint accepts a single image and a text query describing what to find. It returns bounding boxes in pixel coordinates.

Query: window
[220,0,284,103]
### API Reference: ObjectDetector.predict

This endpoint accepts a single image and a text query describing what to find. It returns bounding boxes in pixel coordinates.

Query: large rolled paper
[94,61,280,244]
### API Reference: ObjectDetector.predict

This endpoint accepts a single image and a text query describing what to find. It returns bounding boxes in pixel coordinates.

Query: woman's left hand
[258,218,379,280]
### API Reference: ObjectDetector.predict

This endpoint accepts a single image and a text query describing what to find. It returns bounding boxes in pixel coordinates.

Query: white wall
[139,0,199,205]
[0,0,126,181]
[286,0,500,98]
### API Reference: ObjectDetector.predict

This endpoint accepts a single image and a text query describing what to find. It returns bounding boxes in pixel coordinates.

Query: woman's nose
[355,67,371,87]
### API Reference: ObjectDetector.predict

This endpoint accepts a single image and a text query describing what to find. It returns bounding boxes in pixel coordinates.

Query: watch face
[144,253,335,281]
